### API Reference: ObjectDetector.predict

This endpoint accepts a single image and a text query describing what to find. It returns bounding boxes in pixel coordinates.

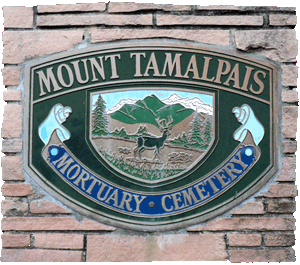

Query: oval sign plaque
[24,40,278,231]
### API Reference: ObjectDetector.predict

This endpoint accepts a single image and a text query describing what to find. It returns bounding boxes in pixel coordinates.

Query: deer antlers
[156,116,173,130]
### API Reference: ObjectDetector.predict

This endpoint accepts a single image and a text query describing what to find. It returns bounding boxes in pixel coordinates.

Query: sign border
[23,39,278,231]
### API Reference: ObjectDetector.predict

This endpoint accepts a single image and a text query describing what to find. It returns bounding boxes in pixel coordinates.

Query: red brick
[283,140,297,154]
[282,65,298,87]
[282,90,298,103]
[265,233,295,246]
[2,233,31,248]
[35,233,84,249]
[3,90,22,101]
[265,184,297,198]
[187,217,295,231]
[230,248,295,262]
[2,139,22,153]
[108,2,192,13]
[2,217,116,231]
[91,28,230,46]
[2,104,22,138]
[157,15,263,26]
[3,6,33,28]
[2,183,32,197]
[282,106,298,139]
[87,234,147,262]
[2,156,24,181]
[235,30,297,62]
[270,14,297,26]
[153,233,227,261]
[227,233,262,246]
[2,200,28,216]
[30,201,71,214]
[277,156,296,182]
[87,233,227,262]
[229,201,264,215]
[2,67,21,86]
[3,30,84,64]
[37,3,106,13]
[37,14,152,26]
[266,200,296,213]
[197,5,241,10]
[1,249,82,262]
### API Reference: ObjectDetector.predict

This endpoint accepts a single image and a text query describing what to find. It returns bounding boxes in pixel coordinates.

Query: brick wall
[1,1,298,262]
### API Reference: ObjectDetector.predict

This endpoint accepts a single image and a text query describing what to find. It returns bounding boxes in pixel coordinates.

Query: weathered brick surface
[265,184,297,198]
[87,233,227,261]
[156,15,263,26]
[282,140,297,153]
[187,217,295,231]
[2,233,31,248]
[269,14,297,26]
[37,3,106,13]
[3,30,84,64]
[2,156,24,181]
[2,138,22,153]
[282,90,298,103]
[3,6,34,28]
[266,200,296,213]
[108,2,192,13]
[2,104,22,138]
[276,156,296,182]
[2,217,116,231]
[35,233,84,249]
[91,29,230,46]
[37,14,153,26]
[230,248,295,262]
[282,106,298,139]
[2,200,29,216]
[229,201,264,215]
[197,5,241,10]
[1,249,82,262]
[3,90,22,101]
[2,184,33,197]
[235,30,297,62]
[87,234,147,262]
[227,233,262,246]
[30,201,71,214]
[282,65,298,87]
[265,233,295,246]
[2,67,21,86]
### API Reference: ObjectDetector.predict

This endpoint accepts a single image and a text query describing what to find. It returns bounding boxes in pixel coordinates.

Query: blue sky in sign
[92,90,213,111]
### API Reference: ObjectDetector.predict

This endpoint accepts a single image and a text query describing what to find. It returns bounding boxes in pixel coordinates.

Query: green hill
[109,94,194,127]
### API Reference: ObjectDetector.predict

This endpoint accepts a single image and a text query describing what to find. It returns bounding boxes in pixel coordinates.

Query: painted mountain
[109,94,194,128]
[91,91,214,182]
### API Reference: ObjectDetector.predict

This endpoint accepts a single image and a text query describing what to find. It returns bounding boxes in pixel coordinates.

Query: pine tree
[190,112,204,146]
[204,116,212,144]
[92,95,108,135]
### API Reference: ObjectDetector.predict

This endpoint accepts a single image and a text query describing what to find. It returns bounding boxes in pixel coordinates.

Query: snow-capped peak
[106,98,138,114]
[162,94,213,115]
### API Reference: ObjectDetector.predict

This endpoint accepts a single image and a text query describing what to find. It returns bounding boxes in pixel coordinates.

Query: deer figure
[134,116,173,162]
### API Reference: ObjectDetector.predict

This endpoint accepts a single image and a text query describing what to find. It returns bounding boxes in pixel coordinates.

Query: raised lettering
[37,68,62,96]
[105,54,121,79]
[183,55,200,79]
[161,195,173,212]
[144,52,161,77]
[130,52,146,77]
[214,59,231,84]
[161,53,183,77]
[119,191,133,211]
[133,195,146,213]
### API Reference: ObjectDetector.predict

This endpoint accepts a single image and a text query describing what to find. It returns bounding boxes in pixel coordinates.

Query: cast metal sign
[24,40,278,231]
